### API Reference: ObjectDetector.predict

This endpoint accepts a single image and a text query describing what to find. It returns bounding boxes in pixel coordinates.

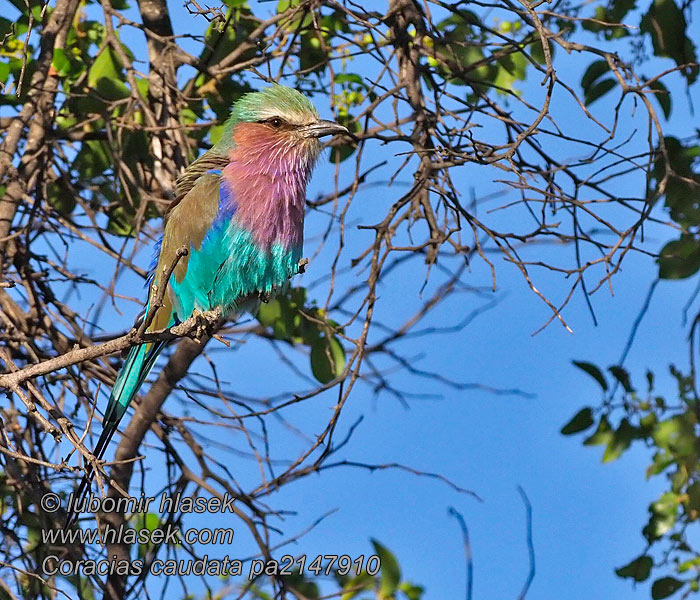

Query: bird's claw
[192,309,216,341]
[298,258,308,274]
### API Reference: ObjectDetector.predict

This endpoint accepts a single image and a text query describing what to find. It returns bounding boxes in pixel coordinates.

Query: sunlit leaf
[0,61,10,84]
[340,571,375,600]
[87,46,121,88]
[645,492,680,541]
[398,582,424,600]
[583,415,613,447]
[602,418,636,462]
[52,48,71,77]
[310,335,345,384]
[371,539,401,599]
[87,46,129,100]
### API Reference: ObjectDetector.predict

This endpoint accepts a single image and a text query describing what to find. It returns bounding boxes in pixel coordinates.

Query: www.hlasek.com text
[43,522,234,547]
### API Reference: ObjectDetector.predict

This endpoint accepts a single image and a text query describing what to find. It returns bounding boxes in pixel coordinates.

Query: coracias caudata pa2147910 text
[67,85,349,526]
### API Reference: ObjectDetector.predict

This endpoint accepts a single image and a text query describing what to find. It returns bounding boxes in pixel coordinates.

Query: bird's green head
[213,85,348,155]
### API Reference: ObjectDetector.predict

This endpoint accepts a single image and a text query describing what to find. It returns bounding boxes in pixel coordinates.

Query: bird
[66,85,349,528]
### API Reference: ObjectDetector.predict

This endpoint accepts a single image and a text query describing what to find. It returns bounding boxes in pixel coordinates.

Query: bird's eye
[269,117,283,128]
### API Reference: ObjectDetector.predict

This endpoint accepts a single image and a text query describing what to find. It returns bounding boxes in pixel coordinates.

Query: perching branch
[0,307,222,392]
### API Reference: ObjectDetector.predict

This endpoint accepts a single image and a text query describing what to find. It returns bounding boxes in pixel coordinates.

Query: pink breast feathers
[223,123,317,250]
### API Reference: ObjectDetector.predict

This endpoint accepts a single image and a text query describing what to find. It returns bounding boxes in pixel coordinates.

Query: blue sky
[21,0,700,598]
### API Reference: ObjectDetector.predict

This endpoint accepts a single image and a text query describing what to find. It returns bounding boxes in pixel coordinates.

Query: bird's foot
[191,309,218,342]
[297,258,309,274]
[257,289,273,303]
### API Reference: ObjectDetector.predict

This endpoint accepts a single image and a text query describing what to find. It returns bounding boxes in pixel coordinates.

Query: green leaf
[202,11,247,68]
[398,583,424,600]
[47,181,76,216]
[310,335,345,384]
[653,415,697,457]
[685,481,700,512]
[583,415,613,447]
[122,130,151,166]
[299,32,329,74]
[88,47,121,88]
[106,205,136,237]
[335,73,363,86]
[493,53,527,91]
[256,293,308,341]
[87,46,129,100]
[529,38,553,64]
[330,118,361,163]
[277,0,301,12]
[281,570,319,599]
[0,61,10,84]
[658,237,700,279]
[371,539,400,599]
[648,78,672,119]
[584,78,616,105]
[641,0,698,83]
[73,140,111,179]
[645,492,680,540]
[135,76,148,100]
[209,124,226,145]
[52,48,71,77]
[132,511,160,531]
[615,555,653,582]
[340,571,375,600]
[572,361,608,390]
[581,59,609,91]
[581,6,608,32]
[132,512,161,559]
[602,418,636,462]
[651,577,684,599]
[95,76,130,101]
[609,0,636,22]
[678,556,700,573]
[608,366,633,392]
[651,137,700,226]
[257,300,282,326]
[561,407,595,435]
[0,17,12,40]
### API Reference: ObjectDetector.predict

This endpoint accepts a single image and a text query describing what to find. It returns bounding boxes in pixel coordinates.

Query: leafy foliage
[209,541,423,600]
[566,362,700,597]
[257,287,346,384]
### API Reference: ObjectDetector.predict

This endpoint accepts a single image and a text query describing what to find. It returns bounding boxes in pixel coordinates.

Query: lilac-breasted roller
[69,85,348,525]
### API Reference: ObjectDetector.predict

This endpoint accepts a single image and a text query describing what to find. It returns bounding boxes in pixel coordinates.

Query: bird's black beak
[302,119,350,139]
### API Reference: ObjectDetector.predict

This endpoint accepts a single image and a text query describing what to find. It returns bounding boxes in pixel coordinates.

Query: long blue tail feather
[65,340,165,530]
